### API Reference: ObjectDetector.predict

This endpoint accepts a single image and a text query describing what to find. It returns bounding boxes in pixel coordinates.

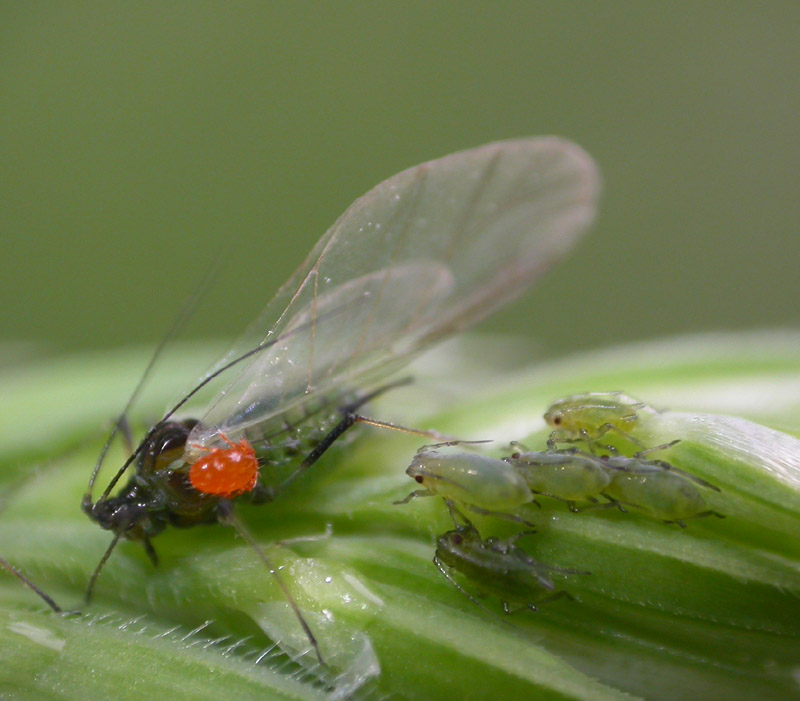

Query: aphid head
[84,494,160,540]
[405,453,438,487]
[436,527,474,568]
[406,452,462,491]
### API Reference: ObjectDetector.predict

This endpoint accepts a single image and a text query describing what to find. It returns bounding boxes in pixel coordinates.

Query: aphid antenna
[86,255,226,502]
[0,555,63,613]
[416,439,493,452]
[216,502,324,666]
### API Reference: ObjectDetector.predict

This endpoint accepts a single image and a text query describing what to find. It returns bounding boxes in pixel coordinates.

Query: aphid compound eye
[415,475,424,484]
[452,534,463,545]
[553,416,562,425]
[189,439,259,498]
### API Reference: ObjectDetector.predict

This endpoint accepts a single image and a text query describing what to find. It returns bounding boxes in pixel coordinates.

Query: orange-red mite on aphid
[189,437,259,498]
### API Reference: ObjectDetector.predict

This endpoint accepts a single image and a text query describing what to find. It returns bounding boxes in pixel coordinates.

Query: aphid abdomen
[243,395,356,490]
[603,467,710,523]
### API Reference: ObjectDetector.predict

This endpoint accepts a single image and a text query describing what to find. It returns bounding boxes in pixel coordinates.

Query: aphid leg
[142,536,159,567]
[393,489,433,505]
[463,503,536,527]
[0,555,63,613]
[86,530,125,603]
[597,494,626,513]
[433,555,494,616]
[664,519,688,528]
[217,501,324,665]
[535,491,580,512]
[539,591,572,606]
[584,423,644,454]
[516,592,574,613]
[698,511,726,520]
[633,439,681,459]
[280,381,438,493]
[444,500,473,528]
[632,444,722,493]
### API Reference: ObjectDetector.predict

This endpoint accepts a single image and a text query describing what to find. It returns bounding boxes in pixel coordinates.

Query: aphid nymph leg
[393,489,433,505]
[463,503,536,527]
[593,422,645,451]
[445,501,472,527]
[433,554,494,615]
[633,439,681,459]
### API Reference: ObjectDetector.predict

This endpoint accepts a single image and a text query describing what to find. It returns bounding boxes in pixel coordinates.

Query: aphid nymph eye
[553,416,562,425]
[452,534,463,545]
[414,475,424,484]
[511,452,521,459]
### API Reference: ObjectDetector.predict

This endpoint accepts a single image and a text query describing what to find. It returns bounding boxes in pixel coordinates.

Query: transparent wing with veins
[187,137,600,452]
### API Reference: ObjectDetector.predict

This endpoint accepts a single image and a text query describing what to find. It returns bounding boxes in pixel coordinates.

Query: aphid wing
[191,138,600,446]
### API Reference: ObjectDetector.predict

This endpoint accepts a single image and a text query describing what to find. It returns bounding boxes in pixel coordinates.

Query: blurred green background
[2,2,798,360]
